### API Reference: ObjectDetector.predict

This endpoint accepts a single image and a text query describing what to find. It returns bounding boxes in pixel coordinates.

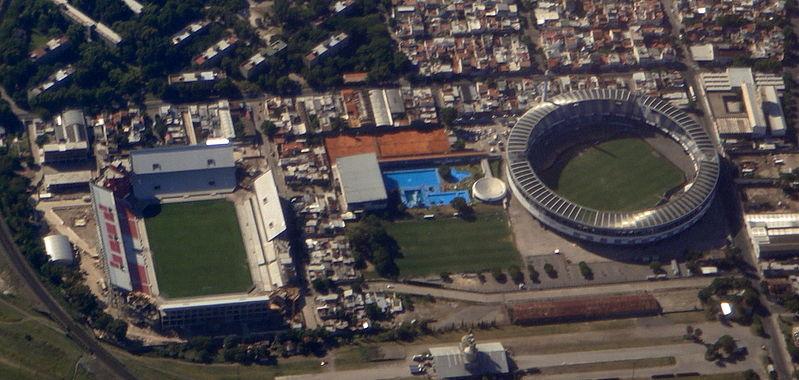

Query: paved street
[277,319,768,380]
[368,276,712,305]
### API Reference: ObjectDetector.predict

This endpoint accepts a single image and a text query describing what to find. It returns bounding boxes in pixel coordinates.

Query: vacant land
[389,207,518,277]
[112,347,326,380]
[545,138,684,211]
[145,200,251,299]
[0,295,93,380]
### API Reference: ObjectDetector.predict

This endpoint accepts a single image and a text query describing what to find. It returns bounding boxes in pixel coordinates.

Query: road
[0,212,138,380]
[368,276,713,304]
[278,322,767,380]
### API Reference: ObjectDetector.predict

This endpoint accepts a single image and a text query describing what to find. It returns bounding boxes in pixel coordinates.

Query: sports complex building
[92,144,292,330]
[507,89,720,245]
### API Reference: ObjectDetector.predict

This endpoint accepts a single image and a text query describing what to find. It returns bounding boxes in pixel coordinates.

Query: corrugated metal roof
[131,144,234,175]
[430,343,509,378]
[337,153,387,205]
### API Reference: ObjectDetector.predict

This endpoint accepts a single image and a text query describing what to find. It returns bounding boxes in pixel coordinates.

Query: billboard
[90,184,133,291]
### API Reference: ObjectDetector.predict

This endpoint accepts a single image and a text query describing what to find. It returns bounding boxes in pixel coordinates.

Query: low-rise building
[430,333,509,379]
[168,70,226,86]
[240,52,269,80]
[333,153,387,212]
[194,36,238,68]
[745,213,799,259]
[29,36,71,64]
[171,20,210,46]
[29,65,75,98]
[304,33,350,67]
[40,109,89,163]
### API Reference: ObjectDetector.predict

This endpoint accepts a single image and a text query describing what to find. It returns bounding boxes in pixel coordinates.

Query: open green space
[145,200,252,299]
[388,207,519,277]
[545,138,685,211]
[113,347,326,380]
[0,295,92,380]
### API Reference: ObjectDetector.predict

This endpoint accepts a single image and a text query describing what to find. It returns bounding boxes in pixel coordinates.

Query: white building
[43,235,73,265]
[745,213,799,259]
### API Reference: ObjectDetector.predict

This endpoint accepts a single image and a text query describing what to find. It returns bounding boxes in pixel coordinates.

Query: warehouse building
[130,144,236,199]
[745,213,799,259]
[43,235,74,265]
[333,153,387,212]
[41,109,89,163]
[429,333,509,379]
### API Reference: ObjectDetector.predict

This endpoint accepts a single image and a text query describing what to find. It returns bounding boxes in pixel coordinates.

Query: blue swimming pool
[383,168,471,208]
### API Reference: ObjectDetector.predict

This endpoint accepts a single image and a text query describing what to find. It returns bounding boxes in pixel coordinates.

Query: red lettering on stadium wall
[99,202,125,270]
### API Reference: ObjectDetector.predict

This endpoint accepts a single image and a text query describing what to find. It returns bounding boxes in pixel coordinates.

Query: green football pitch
[548,138,685,212]
[145,199,252,299]
[388,207,519,278]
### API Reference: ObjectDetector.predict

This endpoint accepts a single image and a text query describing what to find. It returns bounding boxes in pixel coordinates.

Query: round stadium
[506,89,720,245]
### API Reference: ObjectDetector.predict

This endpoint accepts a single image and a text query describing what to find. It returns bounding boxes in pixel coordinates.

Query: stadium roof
[336,153,387,205]
[130,144,234,175]
[507,88,719,232]
[160,294,270,311]
[253,170,287,241]
[430,342,509,379]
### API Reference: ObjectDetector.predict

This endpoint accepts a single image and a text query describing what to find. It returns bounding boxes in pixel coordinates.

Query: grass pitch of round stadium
[548,138,685,212]
[144,199,252,299]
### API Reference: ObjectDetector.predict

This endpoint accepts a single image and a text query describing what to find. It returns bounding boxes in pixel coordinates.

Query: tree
[438,165,452,180]
[491,267,506,283]
[509,265,524,284]
[451,139,466,151]
[544,263,557,278]
[440,271,451,282]
[649,260,662,274]
[106,319,128,341]
[331,117,347,132]
[528,264,540,283]
[440,107,457,127]
[260,120,278,138]
[450,196,474,219]
[714,335,737,356]
[578,261,593,280]
[311,277,329,293]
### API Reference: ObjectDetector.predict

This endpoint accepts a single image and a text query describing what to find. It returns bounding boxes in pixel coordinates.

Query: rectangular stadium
[91,144,292,330]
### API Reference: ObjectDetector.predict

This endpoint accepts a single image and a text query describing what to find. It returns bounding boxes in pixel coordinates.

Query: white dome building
[472,177,507,202]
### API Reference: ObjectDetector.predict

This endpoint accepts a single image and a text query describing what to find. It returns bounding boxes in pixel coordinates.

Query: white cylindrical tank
[43,235,74,265]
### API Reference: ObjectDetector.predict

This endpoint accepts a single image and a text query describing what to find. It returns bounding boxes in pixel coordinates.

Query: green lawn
[145,200,252,299]
[549,138,684,211]
[388,208,519,277]
[0,296,92,380]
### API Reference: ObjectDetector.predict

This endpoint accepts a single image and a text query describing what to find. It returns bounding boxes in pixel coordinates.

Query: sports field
[549,138,684,211]
[388,207,519,277]
[145,200,252,299]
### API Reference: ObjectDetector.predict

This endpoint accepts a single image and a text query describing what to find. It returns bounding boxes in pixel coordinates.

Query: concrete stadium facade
[506,89,720,245]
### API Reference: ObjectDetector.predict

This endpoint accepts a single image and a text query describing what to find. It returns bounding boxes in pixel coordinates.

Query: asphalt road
[368,276,713,304]
[0,212,138,380]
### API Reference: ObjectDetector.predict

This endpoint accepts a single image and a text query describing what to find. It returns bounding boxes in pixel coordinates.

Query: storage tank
[43,235,74,265]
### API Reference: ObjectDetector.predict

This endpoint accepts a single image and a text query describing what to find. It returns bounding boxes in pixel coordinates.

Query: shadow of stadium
[541,193,731,264]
